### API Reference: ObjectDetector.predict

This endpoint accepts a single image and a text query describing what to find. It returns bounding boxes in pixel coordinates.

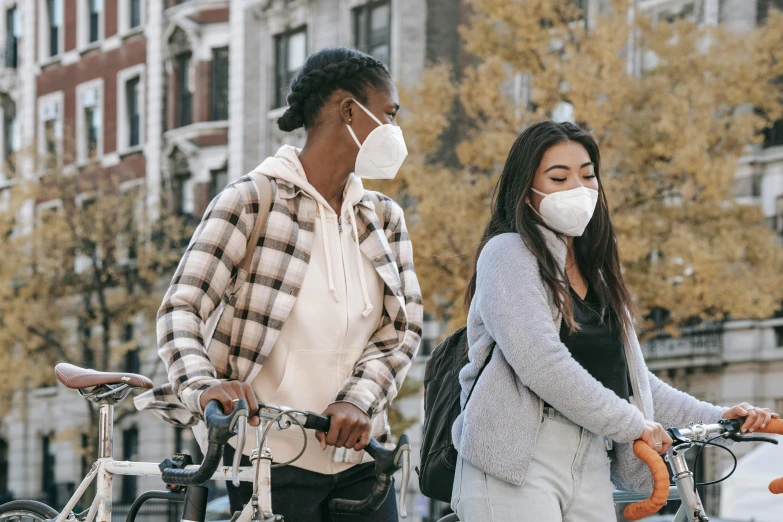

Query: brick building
[0,1,459,521]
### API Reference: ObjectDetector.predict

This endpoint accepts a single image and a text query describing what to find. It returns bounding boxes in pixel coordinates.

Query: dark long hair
[464,121,634,335]
[277,47,391,132]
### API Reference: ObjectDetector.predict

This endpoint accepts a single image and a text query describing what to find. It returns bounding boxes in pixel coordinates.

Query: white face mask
[346,99,408,180]
[529,186,599,236]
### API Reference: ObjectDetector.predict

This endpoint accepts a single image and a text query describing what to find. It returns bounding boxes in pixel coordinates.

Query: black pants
[223,445,397,522]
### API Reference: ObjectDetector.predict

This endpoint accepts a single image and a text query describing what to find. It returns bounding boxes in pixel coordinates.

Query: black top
[560,286,630,402]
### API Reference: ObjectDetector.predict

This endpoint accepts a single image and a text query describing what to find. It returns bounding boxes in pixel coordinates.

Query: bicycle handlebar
[624,417,783,521]
[160,399,249,485]
[159,401,411,518]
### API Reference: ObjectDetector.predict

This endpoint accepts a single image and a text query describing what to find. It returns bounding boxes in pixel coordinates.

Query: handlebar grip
[328,434,410,516]
[757,419,783,493]
[329,473,393,515]
[159,400,247,485]
[623,440,670,521]
[304,412,331,432]
[756,418,783,435]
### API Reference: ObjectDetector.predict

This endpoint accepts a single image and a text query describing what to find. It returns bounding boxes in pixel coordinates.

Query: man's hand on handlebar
[721,402,779,433]
[199,381,260,426]
[315,402,371,452]
[640,420,673,455]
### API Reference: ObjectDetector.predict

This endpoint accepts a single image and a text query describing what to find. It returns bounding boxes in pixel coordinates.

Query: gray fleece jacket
[452,229,728,492]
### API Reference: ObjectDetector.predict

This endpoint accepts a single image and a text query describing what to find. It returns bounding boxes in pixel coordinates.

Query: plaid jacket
[135,171,423,456]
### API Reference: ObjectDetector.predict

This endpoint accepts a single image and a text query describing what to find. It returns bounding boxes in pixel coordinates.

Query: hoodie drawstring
[319,203,339,302]
[347,206,375,318]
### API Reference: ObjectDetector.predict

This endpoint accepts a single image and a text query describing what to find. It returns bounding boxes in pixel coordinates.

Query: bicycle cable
[691,433,737,488]
[259,410,309,468]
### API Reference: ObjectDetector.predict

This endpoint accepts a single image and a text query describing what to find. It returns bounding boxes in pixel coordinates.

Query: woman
[451,121,776,521]
[137,47,422,521]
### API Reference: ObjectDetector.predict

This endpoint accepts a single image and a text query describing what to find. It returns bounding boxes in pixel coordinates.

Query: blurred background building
[0,1,781,521]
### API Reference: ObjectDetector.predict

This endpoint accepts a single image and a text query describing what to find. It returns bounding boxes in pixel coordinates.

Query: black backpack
[417,326,494,503]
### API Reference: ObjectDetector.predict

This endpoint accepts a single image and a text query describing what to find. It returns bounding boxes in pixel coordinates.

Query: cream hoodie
[236,146,385,475]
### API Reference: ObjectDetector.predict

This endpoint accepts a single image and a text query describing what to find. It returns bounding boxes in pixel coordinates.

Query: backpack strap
[226,174,273,298]
[241,174,274,274]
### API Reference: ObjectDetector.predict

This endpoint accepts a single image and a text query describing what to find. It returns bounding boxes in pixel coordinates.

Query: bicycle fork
[667,448,708,522]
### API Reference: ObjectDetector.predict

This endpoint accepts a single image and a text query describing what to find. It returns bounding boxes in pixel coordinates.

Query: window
[353,2,390,66]
[122,322,140,373]
[130,0,141,29]
[757,0,783,25]
[4,108,18,173]
[775,325,783,347]
[88,0,102,43]
[274,27,307,108]
[126,77,140,147]
[42,434,56,500]
[44,120,57,166]
[77,83,102,163]
[210,168,228,200]
[172,174,191,216]
[764,119,783,148]
[211,47,229,121]
[80,433,89,478]
[85,106,100,161]
[176,53,192,127]
[5,7,18,69]
[48,0,61,57]
[120,428,138,502]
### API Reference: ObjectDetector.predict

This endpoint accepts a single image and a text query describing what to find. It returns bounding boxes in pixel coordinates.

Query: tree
[0,155,190,463]
[379,0,783,335]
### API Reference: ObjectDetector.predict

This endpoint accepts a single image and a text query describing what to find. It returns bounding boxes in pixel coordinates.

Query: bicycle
[0,363,412,522]
[433,416,783,522]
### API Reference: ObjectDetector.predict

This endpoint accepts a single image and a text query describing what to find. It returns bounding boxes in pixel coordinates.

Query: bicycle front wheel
[0,501,59,522]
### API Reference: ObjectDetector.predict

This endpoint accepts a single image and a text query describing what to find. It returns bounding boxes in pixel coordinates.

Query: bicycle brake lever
[727,433,779,444]
[232,415,247,487]
[396,436,411,519]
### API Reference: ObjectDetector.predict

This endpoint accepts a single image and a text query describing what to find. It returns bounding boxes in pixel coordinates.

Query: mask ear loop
[345,98,385,150]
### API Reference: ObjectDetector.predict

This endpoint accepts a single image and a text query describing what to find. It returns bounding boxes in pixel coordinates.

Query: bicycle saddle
[55,363,153,390]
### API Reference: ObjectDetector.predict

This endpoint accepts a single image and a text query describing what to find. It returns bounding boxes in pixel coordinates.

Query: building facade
[1,1,782,521]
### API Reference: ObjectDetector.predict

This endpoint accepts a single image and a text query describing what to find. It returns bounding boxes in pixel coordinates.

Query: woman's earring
[349,118,352,123]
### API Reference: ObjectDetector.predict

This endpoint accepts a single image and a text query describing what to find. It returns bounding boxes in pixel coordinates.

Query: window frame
[352,1,391,67]
[2,103,17,173]
[210,47,229,121]
[37,91,64,168]
[176,52,193,127]
[5,6,18,69]
[118,0,145,35]
[76,79,104,165]
[39,0,64,61]
[210,167,228,201]
[117,64,146,154]
[77,0,104,50]
[273,26,307,109]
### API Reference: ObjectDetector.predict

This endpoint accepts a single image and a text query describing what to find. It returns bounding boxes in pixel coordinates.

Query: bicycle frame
[51,399,279,522]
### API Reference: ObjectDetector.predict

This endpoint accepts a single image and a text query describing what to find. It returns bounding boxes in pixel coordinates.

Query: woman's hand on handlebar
[315,402,371,452]
[199,381,260,426]
[640,420,673,455]
[722,402,779,433]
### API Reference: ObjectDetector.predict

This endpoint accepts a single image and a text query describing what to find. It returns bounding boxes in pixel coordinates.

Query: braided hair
[277,47,391,132]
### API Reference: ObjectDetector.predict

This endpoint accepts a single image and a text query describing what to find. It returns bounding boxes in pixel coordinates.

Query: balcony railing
[642,327,723,367]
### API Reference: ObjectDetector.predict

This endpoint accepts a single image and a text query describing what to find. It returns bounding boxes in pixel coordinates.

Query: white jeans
[451,408,617,522]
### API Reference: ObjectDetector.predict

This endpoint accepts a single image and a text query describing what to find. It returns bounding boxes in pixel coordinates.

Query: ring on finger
[231,398,240,403]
